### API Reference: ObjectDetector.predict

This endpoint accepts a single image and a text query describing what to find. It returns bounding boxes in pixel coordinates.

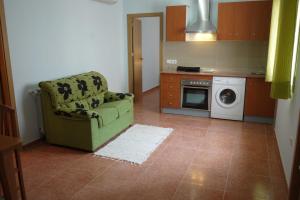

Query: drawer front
[160,85,181,108]
[161,94,181,108]
[161,74,181,83]
[160,82,179,91]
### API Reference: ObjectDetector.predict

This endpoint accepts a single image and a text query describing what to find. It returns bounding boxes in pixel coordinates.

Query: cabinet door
[218,3,235,40]
[244,78,275,117]
[160,74,181,108]
[166,6,186,41]
[234,2,251,40]
[250,1,272,40]
[218,1,272,41]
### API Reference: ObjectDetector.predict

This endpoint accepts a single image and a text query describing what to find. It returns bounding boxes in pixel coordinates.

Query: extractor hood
[186,0,217,41]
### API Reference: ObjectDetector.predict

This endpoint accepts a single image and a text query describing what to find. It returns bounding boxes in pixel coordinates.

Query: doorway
[127,13,163,101]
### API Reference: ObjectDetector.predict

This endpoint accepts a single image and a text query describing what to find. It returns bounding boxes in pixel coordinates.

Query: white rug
[94,124,173,164]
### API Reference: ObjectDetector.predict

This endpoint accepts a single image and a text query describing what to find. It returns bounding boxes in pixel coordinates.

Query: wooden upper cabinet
[244,78,275,118]
[234,2,251,40]
[250,1,272,40]
[218,0,272,41]
[218,3,235,40]
[166,5,186,42]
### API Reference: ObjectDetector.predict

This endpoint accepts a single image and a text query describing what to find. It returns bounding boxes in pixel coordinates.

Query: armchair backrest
[39,71,108,109]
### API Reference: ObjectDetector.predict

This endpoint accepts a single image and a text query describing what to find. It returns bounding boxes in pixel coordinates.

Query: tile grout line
[265,125,276,199]
[69,159,116,200]
[170,127,209,200]
[222,134,235,200]
[118,135,172,200]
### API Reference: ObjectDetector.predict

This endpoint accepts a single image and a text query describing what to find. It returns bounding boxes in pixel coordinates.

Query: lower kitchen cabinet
[244,77,275,118]
[160,74,181,108]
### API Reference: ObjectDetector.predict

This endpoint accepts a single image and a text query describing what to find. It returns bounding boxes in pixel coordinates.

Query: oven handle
[182,86,211,90]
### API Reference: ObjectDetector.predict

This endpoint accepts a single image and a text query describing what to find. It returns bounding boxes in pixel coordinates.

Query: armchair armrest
[104,91,134,103]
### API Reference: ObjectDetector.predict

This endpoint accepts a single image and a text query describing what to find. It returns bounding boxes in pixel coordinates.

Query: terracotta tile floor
[22,89,288,200]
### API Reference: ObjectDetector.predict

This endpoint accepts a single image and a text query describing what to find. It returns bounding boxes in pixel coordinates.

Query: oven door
[181,86,210,110]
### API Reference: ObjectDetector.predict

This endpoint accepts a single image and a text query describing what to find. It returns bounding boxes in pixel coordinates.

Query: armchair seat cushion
[100,99,131,117]
[98,107,119,126]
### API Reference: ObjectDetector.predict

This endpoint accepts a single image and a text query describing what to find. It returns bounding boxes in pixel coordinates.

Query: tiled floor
[22,88,288,200]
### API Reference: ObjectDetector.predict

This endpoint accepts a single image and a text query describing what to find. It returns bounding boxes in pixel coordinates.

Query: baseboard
[273,127,289,193]
[162,108,210,117]
[22,137,44,149]
[143,86,159,94]
[244,116,274,124]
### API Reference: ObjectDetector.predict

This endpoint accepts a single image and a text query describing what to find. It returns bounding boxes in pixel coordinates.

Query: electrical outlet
[166,59,178,65]
[166,59,173,64]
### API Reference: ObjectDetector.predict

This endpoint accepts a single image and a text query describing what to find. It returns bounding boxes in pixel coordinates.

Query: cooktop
[176,66,200,72]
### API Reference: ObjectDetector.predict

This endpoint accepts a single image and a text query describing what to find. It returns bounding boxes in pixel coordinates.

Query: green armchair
[39,71,134,151]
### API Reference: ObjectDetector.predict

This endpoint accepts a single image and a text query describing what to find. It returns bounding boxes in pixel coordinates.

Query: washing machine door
[215,87,240,108]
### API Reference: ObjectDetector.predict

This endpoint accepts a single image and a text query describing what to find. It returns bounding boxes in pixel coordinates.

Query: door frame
[127,12,163,93]
[0,0,15,107]
[289,112,300,200]
[0,0,19,135]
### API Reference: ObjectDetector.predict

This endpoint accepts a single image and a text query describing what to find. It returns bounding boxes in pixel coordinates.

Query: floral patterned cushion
[60,100,89,111]
[104,92,134,103]
[86,93,105,109]
[39,71,108,108]
[54,106,101,126]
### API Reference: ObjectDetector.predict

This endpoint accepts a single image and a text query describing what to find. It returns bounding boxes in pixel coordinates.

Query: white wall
[141,17,160,92]
[4,0,125,144]
[275,62,300,185]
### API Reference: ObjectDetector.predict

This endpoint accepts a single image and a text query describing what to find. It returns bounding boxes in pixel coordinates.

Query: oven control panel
[181,80,212,87]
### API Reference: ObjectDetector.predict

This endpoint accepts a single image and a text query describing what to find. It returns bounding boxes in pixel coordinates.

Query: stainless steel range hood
[186,0,217,41]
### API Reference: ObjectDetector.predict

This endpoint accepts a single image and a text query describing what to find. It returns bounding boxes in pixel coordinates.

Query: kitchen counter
[161,69,266,78]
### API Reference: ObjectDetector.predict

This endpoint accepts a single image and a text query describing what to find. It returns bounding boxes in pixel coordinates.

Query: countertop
[161,69,266,78]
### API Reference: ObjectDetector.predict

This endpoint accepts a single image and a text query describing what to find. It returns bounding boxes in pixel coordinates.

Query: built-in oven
[181,80,212,111]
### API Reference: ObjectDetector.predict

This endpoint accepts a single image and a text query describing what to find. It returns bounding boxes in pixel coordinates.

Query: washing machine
[211,77,246,121]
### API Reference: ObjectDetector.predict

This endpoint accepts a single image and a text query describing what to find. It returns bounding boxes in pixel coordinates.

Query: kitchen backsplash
[164,41,268,73]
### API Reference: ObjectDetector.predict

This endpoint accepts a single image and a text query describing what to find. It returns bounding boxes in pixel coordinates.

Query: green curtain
[266,0,298,99]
